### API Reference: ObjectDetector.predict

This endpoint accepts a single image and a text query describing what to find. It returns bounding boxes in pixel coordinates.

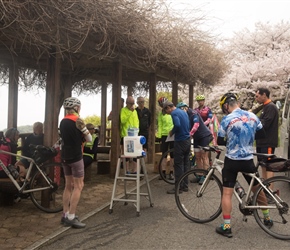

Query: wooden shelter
[0,0,227,176]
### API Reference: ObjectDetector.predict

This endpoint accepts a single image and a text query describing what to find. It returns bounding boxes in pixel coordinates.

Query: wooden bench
[0,178,18,206]
[96,146,111,175]
[83,146,111,181]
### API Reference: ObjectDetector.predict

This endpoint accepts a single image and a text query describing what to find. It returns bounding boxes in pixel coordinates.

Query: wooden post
[100,81,107,146]
[189,84,194,108]
[110,61,122,177]
[172,80,178,105]
[7,64,18,129]
[127,83,133,97]
[44,50,61,147]
[41,49,61,207]
[147,73,156,164]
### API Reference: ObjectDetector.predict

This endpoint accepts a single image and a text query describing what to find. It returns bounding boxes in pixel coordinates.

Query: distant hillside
[1,125,33,134]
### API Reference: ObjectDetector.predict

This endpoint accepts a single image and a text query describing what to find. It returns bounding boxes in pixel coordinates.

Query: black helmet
[220,93,238,113]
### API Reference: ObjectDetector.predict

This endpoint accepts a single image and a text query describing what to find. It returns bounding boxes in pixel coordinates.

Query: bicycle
[0,143,64,213]
[175,145,290,240]
[158,147,196,185]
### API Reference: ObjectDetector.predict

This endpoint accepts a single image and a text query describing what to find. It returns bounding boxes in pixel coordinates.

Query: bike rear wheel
[175,168,223,223]
[30,162,64,213]
[252,175,290,240]
[158,148,175,185]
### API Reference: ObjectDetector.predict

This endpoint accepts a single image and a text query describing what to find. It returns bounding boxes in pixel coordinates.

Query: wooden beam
[110,61,122,177]
[147,73,156,164]
[7,64,18,129]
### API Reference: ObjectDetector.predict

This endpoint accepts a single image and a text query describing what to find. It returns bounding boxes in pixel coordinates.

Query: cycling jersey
[189,109,212,140]
[171,108,190,141]
[218,108,263,160]
[60,113,83,163]
[157,111,173,138]
[195,106,213,126]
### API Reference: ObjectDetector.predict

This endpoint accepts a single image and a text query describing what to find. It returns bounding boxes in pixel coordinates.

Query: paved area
[0,161,158,250]
[36,176,290,250]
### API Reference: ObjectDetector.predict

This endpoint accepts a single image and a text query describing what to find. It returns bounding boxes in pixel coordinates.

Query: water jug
[123,136,146,157]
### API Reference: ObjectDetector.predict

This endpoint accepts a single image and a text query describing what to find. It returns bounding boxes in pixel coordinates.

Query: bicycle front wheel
[175,169,223,223]
[30,162,64,213]
[253,176,290,240]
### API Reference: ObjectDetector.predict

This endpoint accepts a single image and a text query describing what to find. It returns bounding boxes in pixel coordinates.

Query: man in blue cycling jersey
[216,92,271,238]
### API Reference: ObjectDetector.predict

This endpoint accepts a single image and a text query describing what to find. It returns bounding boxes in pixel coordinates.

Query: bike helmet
[176,102,188,109]
[63,97,81,109]
[158,97,168,107]
[196,95,205,101]
[220,92,239,112]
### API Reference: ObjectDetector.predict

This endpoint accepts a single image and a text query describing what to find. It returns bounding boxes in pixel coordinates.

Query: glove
[76,118,89,135]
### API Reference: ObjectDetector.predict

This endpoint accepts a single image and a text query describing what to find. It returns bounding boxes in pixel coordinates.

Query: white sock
[68,213,75,220]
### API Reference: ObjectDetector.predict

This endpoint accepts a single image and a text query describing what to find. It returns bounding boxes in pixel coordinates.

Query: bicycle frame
[0,149,55,194]
[199,149,283,212]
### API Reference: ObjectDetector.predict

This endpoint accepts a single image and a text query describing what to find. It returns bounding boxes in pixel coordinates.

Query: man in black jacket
[254,88,279,184]
[135,97,151,155]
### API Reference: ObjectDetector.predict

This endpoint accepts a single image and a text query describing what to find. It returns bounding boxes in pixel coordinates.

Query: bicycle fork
[196,168,215,197]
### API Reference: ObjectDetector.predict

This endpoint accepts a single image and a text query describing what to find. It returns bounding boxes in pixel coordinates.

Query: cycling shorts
[63,159,84,178]
[222,157,259,188]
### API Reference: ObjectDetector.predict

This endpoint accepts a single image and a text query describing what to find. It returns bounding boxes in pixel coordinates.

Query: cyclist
[194,95,214,176]
[176,102,212,185]
[83,123,98,169]
[0,128,26,179]
[120,96,139,174]
[163,101,191,194]
[157,97,174,180]
[60,97,92,229]
[216,92,272,238]
[194,95,213,126]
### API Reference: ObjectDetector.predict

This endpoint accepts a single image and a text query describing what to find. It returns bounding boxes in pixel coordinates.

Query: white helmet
[63,97,81,109]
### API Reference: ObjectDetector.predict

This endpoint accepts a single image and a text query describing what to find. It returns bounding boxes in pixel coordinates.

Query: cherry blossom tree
[198,21,290,113]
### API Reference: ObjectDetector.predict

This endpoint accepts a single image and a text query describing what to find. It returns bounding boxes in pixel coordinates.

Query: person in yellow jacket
[83,123,99,168]
[157,97,174,180]
[120,96,139,174]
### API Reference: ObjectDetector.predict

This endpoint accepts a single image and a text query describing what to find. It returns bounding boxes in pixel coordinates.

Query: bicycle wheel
[252,176,290,240]
[175,168,223,223]
[30,162,64,213]
[158,148,175,184]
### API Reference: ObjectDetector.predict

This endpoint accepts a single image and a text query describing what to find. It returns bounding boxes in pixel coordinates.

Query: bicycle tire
[252,175,290,240]
[30,162,64,213]
[158,148,175,185]
[175,168,223,223]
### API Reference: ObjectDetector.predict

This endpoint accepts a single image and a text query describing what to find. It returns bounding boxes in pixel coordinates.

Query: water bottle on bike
[235,181,245,198]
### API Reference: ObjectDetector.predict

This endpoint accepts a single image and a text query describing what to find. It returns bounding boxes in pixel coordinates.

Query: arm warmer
[190,122,199,136]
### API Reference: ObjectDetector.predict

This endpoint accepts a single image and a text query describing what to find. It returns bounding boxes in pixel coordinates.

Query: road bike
[175,145,290,240]
[0,143,64,213]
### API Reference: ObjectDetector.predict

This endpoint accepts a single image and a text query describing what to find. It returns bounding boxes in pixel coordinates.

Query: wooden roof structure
[0,0,227,175]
